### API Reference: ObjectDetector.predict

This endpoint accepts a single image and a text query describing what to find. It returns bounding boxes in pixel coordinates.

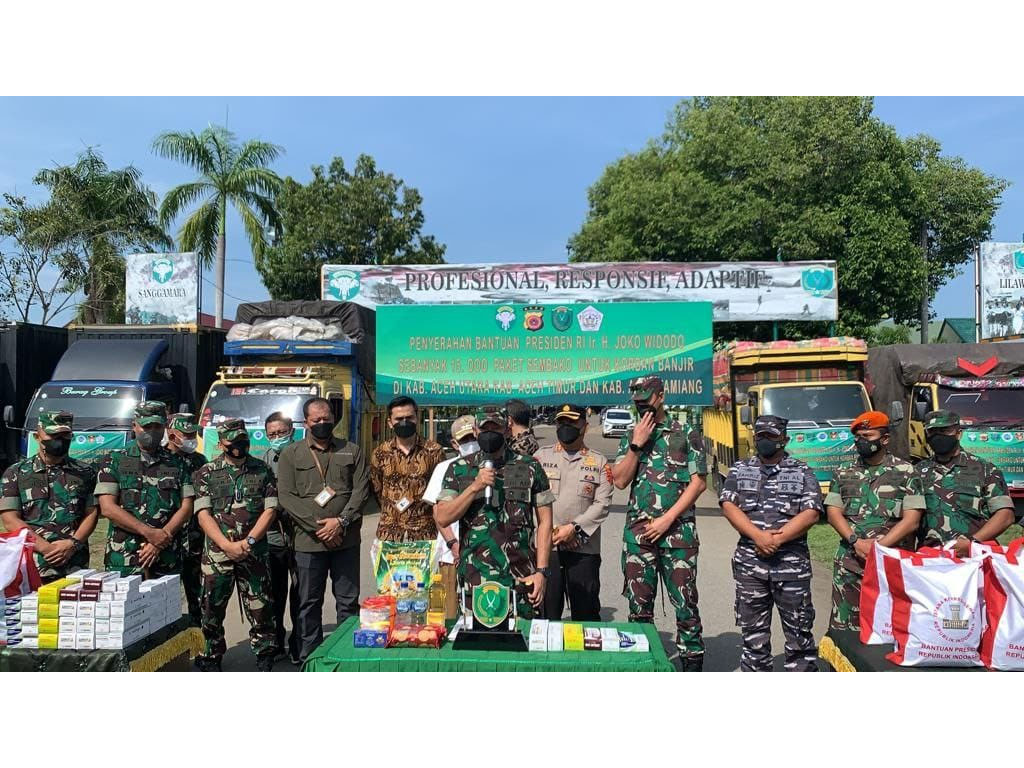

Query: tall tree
[153,125,283,327]
[33,148,170,324]
[255,155,445,301]
[569,97,1007,341]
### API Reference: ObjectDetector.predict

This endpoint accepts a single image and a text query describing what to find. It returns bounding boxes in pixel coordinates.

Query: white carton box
[600,627,620,652]
[528,619,549,652]
[99,592,114,602]
[21,624,39,638]
[76,602,95,619]
[76,617,95,633]
[94,602,110,619]
[95,619,110,634]
[58,616,78,633]
[547,621,564,652]
[20,610,38,625]
[21,595,38,610]
[75,633,95,650]
[115,575,142,593]
[58,631,77,649]
[58,602,78,618]
[101,580,118,594]
[20,636,39,649]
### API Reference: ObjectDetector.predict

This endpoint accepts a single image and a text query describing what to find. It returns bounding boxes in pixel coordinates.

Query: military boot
[256,654,275,672]
[681,655,704,672]
[194,656,222,672]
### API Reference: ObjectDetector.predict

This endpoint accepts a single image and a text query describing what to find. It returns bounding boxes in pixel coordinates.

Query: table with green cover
[304,616,675,672]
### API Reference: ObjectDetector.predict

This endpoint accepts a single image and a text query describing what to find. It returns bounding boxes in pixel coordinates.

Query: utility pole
[919,222,929,344]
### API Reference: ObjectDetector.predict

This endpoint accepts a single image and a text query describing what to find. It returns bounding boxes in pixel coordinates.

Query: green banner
[376,301,713,406]
[28,431,128,466]
[201,426,307,461]
[786,427,856,484]
[963,429,1024,492]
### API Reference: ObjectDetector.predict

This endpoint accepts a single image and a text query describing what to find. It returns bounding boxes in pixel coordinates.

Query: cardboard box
[66,568,96,582]
[58,585,82,601]
[75,634,95,650]
[77,602,96,618]
[22,624,39,638]
[58,631,77,649]
[600,627,620,652]
[20,610,38,625]
[20,637,39,649]
[95,619,110,634]
[58,616,78,633]
[83,572,118,590]
[58,602,78,618]
[583,627,602,651]
[115,575,142,593]
[38,603,58,619]
[547,621,564,652]
[78,590,100,602]
[38,618,59,634]
[528,619,549,652]
[77,617,95,633]
[94,602,110,619]
[38,634,58,650]
[98,592,114,602]
[20,595,38,610]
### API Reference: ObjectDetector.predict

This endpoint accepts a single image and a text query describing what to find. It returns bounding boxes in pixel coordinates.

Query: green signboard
[28,431,128,466]
[376,301,713,406]
[201,426,307,461]
[963,429,1024,493]
[786,427,856,484]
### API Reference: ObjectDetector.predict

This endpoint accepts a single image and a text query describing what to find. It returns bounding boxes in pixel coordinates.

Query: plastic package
[387,624,444,648]
[359,595,395,630]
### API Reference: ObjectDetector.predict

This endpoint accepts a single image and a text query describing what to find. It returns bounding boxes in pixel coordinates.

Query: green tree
[32,148,170,324]
[254,155,445,301]
[153,125,283,327]
[569,97,1007,341]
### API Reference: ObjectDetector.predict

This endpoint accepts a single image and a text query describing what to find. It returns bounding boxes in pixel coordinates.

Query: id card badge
[314,486,336,508]
[395,497,411,512]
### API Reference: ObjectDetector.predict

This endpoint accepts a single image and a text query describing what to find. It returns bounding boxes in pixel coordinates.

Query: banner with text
[125,252,198,325]
[980,242,1024,339]
[376,301,713,406]
[323,261,837,322]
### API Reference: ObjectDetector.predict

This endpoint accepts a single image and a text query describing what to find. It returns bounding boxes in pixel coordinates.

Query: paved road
[219,417,831,671]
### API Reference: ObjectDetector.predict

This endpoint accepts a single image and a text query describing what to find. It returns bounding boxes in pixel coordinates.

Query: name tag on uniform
[395,497,411,512]
[545,469,560,480]
[777,471,804,495]
[314,486,336,508]
[737,466,760,492]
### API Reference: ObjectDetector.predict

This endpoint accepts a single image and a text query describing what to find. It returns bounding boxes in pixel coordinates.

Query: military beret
[554,404,586,422]
[923,410,961,430]
[475,407,507,430]
[168,412,198,434]
[451,415,477,441]
[216,418,248,442]
[753,414,788,437]
[38,410,73,435]
[629,375,664,401]
[134,401,167,426]
[851,410,889,432]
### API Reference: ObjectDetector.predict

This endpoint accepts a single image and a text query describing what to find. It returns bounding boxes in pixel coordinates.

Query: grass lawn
[808,521,1024,564]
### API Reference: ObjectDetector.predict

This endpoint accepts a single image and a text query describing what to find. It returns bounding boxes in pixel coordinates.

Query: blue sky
[0,96,1020,325]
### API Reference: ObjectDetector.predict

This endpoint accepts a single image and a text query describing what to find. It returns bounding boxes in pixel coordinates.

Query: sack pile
[226,316,353,342]
[859,539,1024,670]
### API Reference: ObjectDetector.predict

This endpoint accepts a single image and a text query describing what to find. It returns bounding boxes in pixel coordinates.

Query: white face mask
[458,440,480,457]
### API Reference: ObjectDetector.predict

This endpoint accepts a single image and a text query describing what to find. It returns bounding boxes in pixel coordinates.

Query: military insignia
[523,306,545,332]
[577,305,603,332]
[582,454,599,469]
[328,269,361,301]
[495,305,516,331]
[151,257,174,284]
[967,432,977,441]
[795,434,805,443]
[1015,432,1024,441]
[472,581,510,628]
[552,306,574,332]
[979,433,989,442]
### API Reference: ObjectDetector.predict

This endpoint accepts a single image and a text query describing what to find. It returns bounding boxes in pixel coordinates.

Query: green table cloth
[304,616,675,672]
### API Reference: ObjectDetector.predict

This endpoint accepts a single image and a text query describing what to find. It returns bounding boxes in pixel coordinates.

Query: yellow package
[39,618,59,634]
[38,634,58,650]
[563,623,584,652]
[39,603,59,619]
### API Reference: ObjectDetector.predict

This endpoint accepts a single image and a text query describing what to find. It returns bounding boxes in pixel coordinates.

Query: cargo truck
[197,301,381,460]
[703,337,870,492]
[866,342,1024,504]
[19,325,225,464]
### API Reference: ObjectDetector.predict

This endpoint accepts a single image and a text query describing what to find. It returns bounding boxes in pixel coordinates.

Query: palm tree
[153,125,283,327]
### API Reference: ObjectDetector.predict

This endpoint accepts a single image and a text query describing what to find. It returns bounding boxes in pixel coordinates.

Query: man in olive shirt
[276,397,370,661]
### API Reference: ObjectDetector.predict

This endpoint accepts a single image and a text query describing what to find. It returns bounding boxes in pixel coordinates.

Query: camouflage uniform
[438,422,554,620]
[616,414,707,662]
[0,412,96,583]
[95,403,195,577]
[193,418,278,662]
[168,414,208,627]
[719,416,822,672]
[509,429,540,457]
[916,410,1014,548]
[824,453,925,631]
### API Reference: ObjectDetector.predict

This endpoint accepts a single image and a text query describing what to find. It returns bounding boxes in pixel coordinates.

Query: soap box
[583,626,602,651]
[600,627,620,652]
[563,623,584,652]
[547,621,564,652]
[352,628,388,648]
[528,619,549,652]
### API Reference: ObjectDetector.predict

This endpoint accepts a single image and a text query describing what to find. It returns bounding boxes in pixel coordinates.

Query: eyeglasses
[267,429,292,439]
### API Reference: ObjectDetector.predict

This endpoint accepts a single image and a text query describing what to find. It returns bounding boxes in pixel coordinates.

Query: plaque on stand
[450,580,527,652]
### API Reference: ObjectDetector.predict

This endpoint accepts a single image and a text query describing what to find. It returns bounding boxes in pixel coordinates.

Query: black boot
[681,655,704,672]
[256,654,275,672]
[194,656,222,672]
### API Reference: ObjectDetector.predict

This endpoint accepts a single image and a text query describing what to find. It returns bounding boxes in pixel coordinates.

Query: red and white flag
[0,529,42,598]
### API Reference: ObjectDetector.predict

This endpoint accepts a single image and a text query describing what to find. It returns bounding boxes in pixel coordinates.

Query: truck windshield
[936,386,1024,426]
[201,383,318,428]
[760,384,867,427]
[24,384,143,431]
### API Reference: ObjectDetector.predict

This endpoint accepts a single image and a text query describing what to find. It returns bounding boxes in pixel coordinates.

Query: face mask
[556,424,582,446]
[477,430,505,454]
[136,431,163,453]
[310,422,335,440]
[41,437,71,458]
[927,432,959,456]
[458,440,480,458]
[226,439,250,459]
[636,403,656,420]
[755,437,782,458]
[179,438,198,454]
[268,434,292,450]
[855,436,883,458]
[393,419,417,439]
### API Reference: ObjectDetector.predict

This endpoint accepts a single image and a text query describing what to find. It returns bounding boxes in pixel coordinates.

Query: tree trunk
[919,222,929,344]
[214,231,226,329]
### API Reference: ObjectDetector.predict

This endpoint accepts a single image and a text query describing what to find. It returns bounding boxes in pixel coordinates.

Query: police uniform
[719,415,822,672]
[0,412,97,583]
[534,404,613,621]
[95,402,195,577]
[616,376,707,668]
[916,409,1015,548]
[193,418,278,667]
[166,413,208,627]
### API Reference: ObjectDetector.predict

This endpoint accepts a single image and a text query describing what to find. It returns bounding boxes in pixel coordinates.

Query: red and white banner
[0,529,42,598]
[979,539,1024,670]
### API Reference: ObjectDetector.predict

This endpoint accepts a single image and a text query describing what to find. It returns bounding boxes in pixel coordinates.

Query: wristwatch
[246,536,257,548]
[572,523,589,542]
[445,538,457,548]
[535,566,551,578]
[70,535,85,552]
[846,532,859,546]
[629,442,644,454]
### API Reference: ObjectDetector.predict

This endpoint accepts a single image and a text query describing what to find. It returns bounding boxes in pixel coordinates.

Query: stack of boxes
[4,569,183,651]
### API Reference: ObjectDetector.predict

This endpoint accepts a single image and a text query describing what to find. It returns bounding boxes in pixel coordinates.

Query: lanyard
[310,444,332,488]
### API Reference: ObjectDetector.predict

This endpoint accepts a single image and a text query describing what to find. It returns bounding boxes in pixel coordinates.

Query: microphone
[482,459,494,505]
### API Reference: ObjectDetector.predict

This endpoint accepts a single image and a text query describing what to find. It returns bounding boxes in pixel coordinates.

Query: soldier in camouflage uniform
[95,402,195,577]
[719,415,822,672]
[506,399,540,456]
[165,413,207,626]
[611,375,707,671]
[916,409,1015,556]
[824,410,925,631]
[434,408,554,619]
[192,418,279,672]
[0,412,98,583]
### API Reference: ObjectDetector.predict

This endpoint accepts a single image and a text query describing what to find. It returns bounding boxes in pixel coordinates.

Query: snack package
[373,540,438,595]
[353,628,389,648]
[359,595,396,630]
[387,624,444,648]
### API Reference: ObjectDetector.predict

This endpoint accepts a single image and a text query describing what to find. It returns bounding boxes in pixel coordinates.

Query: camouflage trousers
[622,536,704,659]
[733,563,817,672]
[199,547,276,661]
[829,559,863,632]
[34,547,89,585]
[179,525,205,626]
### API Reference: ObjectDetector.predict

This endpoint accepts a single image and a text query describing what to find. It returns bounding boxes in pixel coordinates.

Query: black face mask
[855,436,884,459]
[136,431,163,453]
[556,424,582,446]
[635,403,656,420]
[310,422,335,440]
[477,430,505,454]
[927,432,959,456]
[41,437,71,458]
[756,437,783,458]
[393,419,417,439]
[226,439,250,459]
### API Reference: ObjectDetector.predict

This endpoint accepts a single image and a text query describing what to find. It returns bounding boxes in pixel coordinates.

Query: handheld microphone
[482,459,494,505]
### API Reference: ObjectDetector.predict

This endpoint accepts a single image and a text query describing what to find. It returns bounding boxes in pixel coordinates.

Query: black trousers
[543,549,602,621]
[294,547,360,661]
[268,542,301,658]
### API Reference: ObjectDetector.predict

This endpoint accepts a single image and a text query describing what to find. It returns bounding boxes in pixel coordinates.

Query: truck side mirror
[2,405,12,428]
[740,405,752,425]
[889,401,904,427]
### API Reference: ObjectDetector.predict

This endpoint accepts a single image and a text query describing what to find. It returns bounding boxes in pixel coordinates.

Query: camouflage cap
[554,404,586,422]
[451,415,477,441]
[216,418,248,442]
[754,414,788,437]
[134,401,167,426]
[38,411,73,435]
[923,410,961,431]
[475,407,507,430]
[168,412,198,434]
[629,375,664,401]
